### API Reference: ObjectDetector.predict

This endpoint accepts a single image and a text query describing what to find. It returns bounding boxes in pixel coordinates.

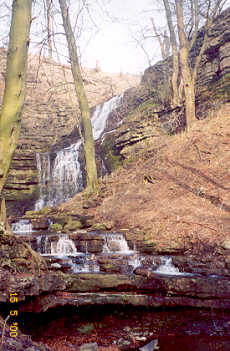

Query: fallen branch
[0,315,10,351]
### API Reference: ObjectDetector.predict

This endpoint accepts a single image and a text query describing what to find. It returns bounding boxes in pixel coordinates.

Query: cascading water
[50,234,80,256]
[102,233,133,254]
[35,94,123,209]
[35,141,83,210]
[92,94,123,140]
[11,219,33,234]
[154,256,192,276]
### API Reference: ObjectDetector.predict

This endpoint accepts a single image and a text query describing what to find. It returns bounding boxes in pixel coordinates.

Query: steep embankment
[59,8,230,255]
[0,49,139,214]
[60,103,230,254]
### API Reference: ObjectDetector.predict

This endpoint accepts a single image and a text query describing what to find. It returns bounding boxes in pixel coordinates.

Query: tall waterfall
[35,94,123,209]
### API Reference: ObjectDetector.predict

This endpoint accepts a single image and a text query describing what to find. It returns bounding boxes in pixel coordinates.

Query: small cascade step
[11,228,192,275]
[51,234,82,256]
[11,219,33,234]
[102,233,134,254]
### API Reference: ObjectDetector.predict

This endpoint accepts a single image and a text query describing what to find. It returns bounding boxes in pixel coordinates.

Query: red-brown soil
[59,103,230,253]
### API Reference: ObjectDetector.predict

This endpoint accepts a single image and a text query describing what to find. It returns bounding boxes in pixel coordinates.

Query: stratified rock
[31,218,49,230]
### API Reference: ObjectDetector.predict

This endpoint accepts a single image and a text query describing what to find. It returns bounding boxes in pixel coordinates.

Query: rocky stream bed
[1,220,230,351]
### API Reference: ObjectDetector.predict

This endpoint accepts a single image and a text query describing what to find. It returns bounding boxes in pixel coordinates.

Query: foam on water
[35,94,123,209]
[102,233,133,254]
[50,234,82,256]
[154,256,191,276]
[11,219,33,234]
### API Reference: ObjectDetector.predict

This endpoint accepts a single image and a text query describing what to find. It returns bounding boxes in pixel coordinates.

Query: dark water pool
[19,305,230,350]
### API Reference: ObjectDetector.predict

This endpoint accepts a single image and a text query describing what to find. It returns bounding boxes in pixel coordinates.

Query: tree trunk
[176,0,196,131]
[46,0,53,59]
[59,0,98,194]
[184,78,196,132]
[163,0,180,107]
[0,0,32,195]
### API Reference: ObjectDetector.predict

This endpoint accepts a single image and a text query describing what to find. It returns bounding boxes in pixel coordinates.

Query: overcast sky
[81,0,164,74]
[1,0,230,75]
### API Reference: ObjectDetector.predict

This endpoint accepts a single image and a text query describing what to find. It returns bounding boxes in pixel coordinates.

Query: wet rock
[50,223,63,232]
[31,218,49,230]
[140,339,159,351]
[77,239,104,254]
[80,342,98,351]
[91,223,108,231]
[222,239,230,250]
[64,220,84,231]
[98,257,133,274]
[0,316,51,351]
[117,338,132,350]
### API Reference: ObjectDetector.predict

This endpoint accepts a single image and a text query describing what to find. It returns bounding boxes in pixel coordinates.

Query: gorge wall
[2,8,230,215]
[0,50,139,214]
[100,8,230,171]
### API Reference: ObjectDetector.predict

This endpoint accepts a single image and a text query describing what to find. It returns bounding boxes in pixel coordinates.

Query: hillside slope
[60,103,230,255]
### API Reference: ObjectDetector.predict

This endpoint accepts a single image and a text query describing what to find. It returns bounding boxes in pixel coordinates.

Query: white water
[35,141,83,210]
[36,235,50,254]
[154,256,189,276]
[50,234,81,256]
[73,257,100,273]
[11,219,33,234]
[102,233,133,254]
[92,94,123,140]
[35,94,123,209]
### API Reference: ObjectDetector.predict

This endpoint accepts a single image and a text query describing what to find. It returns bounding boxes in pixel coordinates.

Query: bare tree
[162,0,228,131]
[45,0,53,59]
[0,0,32,198]
[58,0,98,194]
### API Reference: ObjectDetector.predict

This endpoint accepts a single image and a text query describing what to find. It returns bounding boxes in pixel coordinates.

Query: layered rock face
[100,8,230,169]
[1,227,230,312]
[0,49,139,214]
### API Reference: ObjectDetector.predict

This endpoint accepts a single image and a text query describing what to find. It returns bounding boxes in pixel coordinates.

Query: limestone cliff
[100,8,230,171]
[0,49,139,214]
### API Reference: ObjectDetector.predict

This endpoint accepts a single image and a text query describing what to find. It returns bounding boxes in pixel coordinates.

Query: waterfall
[11,219,33,234]
[92,94,123,140]
[154,257,183,275]
[36,235,50,254]
[51,234,79,256]
[35,141,83,210]
[35,94,123,209]
[102,233,133,254]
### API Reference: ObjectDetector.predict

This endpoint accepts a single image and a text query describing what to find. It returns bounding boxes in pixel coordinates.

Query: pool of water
[19,305,230,351]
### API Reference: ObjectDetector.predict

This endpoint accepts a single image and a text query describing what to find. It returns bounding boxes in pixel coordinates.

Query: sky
[80,0,164,74]
[1,0,230,75]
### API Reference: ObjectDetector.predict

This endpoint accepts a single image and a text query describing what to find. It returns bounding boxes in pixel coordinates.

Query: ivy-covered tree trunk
[0,0,32,195]
[59,0,98,194]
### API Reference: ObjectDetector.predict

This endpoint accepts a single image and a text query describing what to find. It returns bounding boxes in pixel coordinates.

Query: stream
[19,305,230,351]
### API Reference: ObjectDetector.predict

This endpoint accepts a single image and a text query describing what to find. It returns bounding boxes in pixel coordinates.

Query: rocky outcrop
[0,316,51,351]
[0,48,139,215]
[100,8,230,169]
[1,228,230,313]
[11,272,230,312]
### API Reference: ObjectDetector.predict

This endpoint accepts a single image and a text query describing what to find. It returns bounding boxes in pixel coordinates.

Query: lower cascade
[50,234,80,256]
[154,256,181,275]
[102,233,133,254]
[35,94,123,209]
[29,231,190,275]
[11,219,33,234]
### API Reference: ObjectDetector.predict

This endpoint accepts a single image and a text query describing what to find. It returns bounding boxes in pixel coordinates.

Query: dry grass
[60,103,230,253]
